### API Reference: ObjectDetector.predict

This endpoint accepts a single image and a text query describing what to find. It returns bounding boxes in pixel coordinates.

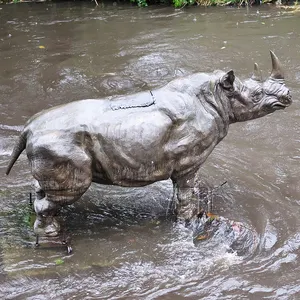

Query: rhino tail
[6,131,27,175]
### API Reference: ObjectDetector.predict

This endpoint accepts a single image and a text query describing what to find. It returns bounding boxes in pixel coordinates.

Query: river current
[0,3,300,299]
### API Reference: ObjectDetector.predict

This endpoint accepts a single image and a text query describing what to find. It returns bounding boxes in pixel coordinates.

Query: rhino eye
[252,90,263,102]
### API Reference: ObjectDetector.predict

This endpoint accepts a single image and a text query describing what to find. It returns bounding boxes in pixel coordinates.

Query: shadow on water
[1,2,300,299]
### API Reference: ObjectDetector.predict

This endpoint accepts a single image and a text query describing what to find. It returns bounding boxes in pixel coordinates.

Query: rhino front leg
[172,172,202,224]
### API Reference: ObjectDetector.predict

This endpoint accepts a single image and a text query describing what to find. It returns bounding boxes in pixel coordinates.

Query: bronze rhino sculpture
[6,51,292,237]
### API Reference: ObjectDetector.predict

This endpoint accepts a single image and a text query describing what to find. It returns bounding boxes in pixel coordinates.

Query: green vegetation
[1,0,299,10]
[55,258,65,265]
[128,0,300,8]
[130,0,263,8]
[173,0,195,9]
[130,0,148,6]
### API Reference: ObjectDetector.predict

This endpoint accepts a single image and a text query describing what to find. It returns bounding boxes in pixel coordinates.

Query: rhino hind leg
[32,179,45,200]
[30,148,92,237]
[29,179,60,236]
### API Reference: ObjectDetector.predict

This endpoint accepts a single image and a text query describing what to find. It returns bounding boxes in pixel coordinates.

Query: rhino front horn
[270,50,284,80]
[252,63,262,81]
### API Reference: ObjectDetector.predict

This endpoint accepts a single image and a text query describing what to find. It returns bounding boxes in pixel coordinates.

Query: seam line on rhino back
[110,90,156,111]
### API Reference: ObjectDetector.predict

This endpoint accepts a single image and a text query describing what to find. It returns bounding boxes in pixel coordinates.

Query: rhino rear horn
[270,50,285,80]
[252,63,262,81]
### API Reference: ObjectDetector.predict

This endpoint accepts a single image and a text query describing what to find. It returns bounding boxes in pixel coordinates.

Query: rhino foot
[176,201,200,222]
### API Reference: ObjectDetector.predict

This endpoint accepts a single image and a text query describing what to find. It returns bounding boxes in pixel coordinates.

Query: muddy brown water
[1,2,300,299]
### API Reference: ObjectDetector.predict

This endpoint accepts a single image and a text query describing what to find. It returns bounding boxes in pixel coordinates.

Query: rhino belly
[89,111,175,187]
[91,163,173,187]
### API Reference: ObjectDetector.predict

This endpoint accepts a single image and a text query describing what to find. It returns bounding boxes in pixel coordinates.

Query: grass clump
[130,0,148,6]
[130,0,261,8]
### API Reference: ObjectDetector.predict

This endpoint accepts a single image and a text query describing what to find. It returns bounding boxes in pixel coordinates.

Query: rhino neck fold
[197,80,230,140]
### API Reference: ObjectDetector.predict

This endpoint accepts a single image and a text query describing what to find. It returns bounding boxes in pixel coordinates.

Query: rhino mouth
[271,102,289,110]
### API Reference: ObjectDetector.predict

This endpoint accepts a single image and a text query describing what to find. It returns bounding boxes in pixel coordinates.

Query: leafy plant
[55,258,65,265]
[130,0,148,7]
[173,0,196,8]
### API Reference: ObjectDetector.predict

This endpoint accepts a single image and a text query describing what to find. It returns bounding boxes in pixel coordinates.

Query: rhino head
[218,51,292,123]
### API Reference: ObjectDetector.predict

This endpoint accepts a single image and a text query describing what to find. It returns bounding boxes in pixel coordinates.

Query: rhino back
[24,99,110,132]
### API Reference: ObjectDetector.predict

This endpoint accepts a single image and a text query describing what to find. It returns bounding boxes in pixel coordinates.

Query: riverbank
[1,0,297,9]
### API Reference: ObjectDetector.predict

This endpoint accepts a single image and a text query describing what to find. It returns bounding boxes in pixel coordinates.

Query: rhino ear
[220,70,235,90]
